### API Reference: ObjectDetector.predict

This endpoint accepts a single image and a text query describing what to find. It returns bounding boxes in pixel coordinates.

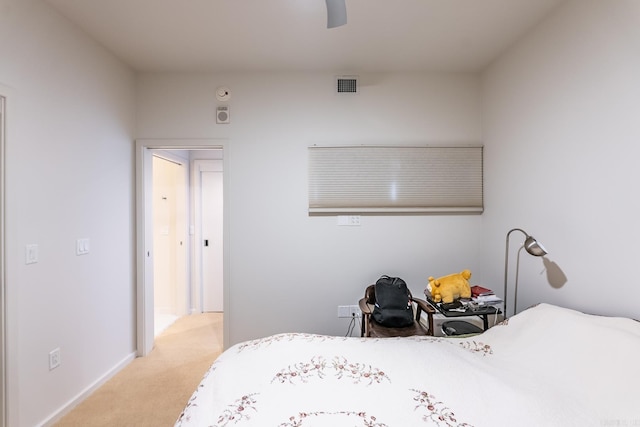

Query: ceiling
[44,0,566,73]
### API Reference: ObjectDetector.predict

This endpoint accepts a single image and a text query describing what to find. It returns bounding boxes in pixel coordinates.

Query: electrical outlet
[337,215,361,226]
[338,305,362,318]
[49,348,61,371]
[348,305,361,317]
[348,215,361,226]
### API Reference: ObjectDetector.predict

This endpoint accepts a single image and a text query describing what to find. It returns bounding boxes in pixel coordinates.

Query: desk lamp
[503,228,547,318]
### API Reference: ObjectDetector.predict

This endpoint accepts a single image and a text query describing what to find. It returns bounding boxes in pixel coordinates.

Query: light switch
[76,238,90,255]
[25,244,38,264]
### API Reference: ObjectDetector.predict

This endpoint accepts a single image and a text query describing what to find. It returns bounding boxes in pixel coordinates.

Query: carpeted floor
[55,313,223,427]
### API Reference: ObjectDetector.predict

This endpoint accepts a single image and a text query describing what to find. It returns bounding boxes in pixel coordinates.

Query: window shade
[308,145,483,214]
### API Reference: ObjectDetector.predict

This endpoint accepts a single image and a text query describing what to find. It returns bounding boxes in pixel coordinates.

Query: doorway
[135,139,228,356]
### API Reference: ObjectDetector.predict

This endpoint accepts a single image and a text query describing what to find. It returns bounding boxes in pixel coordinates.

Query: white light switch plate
[76,238,90,255]
[25,244,38,264]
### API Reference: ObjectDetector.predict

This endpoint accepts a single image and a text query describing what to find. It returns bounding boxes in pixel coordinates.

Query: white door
[200,166,224,312]
[152,155,188,331]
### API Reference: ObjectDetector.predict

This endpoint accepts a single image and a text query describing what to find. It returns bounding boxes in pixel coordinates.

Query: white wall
[137,72,484,344]
[0,0,136,425]
[481,0,640,318]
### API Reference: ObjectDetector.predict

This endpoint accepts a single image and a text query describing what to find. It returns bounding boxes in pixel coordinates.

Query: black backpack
[372,276,414,328]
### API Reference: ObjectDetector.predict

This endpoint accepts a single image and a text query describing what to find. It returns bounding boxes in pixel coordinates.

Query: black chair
[359,284,435,337]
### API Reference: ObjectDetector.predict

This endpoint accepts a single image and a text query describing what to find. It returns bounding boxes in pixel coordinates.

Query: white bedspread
[176,303,640,427]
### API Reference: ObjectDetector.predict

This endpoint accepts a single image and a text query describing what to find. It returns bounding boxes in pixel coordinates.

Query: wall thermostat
[216,106,230,124]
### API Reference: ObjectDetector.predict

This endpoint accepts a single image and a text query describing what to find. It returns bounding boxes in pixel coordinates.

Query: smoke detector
[216,86,231,101]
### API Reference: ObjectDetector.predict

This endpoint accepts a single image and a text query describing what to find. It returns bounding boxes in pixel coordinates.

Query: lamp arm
[503,228,528,318]
[514,246,524,314]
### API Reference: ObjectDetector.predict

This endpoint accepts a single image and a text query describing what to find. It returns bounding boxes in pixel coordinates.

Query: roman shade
[308,145,483,214]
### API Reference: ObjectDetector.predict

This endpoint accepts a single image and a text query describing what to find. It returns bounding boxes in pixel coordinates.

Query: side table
[426,298,502,331]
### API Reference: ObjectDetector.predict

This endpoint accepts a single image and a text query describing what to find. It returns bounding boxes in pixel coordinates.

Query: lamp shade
[326,0,347,28]
[524,236,547,257]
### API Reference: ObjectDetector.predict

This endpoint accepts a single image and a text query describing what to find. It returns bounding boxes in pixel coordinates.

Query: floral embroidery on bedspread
[332,356,390,384]
[181,335,484,426]
[210,389,472,426]
[272,356,390,385]
[278,411,388,427]
[458,340,492,356]
[236,333,347,352]
[272,356,329,384]
[412,389,474,427]
[405,336,493,357]
[216,394,259,426]
[495,317,510,327]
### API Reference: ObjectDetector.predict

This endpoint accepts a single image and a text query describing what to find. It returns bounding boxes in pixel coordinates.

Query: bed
[175,303,640,427]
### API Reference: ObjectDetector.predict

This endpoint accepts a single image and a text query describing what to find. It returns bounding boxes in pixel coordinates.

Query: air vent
[336,76,358,94]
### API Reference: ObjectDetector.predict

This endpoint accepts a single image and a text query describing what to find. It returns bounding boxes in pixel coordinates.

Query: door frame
[135,139,229,356]
[0,90,8,427]
[0,82,18,427]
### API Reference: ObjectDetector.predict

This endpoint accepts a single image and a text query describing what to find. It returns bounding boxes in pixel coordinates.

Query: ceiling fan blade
[326,0,347,28]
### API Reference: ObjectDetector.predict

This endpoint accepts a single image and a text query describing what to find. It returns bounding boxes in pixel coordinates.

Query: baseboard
[39,351,136,426]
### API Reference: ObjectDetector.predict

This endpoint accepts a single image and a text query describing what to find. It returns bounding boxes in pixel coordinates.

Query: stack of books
[470,285,502,305]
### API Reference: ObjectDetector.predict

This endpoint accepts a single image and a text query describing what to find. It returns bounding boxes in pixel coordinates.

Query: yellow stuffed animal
[427,269,472,303]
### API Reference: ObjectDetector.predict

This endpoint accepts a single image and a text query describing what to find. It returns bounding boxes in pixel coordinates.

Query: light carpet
[55,313,223,427]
